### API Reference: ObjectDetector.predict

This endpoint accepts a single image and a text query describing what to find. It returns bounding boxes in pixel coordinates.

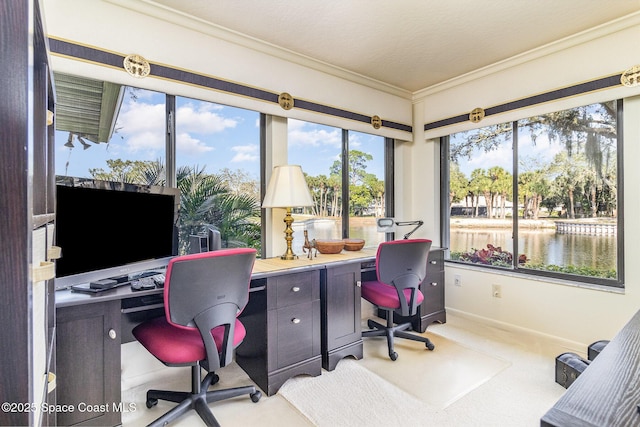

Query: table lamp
[262,165,314,260]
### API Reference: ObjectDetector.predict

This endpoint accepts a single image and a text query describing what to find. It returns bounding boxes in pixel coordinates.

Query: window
[54,74,165,180]
[347,130,386,248]
[175,96,261,254]
[444,100,622,287]
[288,121,387,252]
[288,119,343,254]
[53,73,392,259]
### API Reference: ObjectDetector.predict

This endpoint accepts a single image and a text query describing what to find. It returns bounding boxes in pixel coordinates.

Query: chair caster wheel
[367,319,375,329]
[251,390,262,403]
[146,398,158,409]
[389,351,398,361]
[426,342,435,351]
[211,373,220,385]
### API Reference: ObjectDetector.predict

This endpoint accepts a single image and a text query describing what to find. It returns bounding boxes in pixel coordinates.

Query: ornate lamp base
[280,207,298,260]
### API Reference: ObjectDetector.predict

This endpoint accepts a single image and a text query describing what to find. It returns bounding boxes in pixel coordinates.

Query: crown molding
[413,10,640,104]
[105,0,413,99]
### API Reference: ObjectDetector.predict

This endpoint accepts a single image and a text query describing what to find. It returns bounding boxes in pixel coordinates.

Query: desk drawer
[269,271,319,309]
[271,300,321,369]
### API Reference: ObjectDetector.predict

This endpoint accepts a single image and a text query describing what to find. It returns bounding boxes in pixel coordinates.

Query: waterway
[450,229,617,270]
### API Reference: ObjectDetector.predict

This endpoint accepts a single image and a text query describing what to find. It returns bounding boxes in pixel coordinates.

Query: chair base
[362,313,435,361]
[145,367,261,427]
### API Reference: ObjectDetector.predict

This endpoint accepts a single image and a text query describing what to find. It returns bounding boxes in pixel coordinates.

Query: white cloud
[117,102,165,136]
[231,144,258,163]
[176,132,215,157]
[288,119,341,148]
[177,102,238,134]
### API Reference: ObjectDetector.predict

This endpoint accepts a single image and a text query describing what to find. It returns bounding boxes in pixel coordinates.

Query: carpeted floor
[279,332,512,426]
[122,313,568,426]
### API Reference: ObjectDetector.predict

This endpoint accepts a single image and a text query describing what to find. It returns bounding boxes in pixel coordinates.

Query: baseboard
[444,308,587,356]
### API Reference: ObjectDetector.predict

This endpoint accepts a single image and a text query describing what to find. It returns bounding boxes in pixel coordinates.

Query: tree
[89,159,157,183]
[364,173,385,217]
[90,160,262,253]
[449,163,469,208]
[218,167,259,200]
[330,150,373,185]
[469,169,492,218]
[488,166,512,219]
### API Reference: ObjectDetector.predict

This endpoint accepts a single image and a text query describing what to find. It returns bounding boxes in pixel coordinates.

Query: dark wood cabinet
[52,252,376,417]
[0,1,56,425]
[56,301,122,426]
[375,248,446,333]
[321,262,363,371]
[237,271,322,396]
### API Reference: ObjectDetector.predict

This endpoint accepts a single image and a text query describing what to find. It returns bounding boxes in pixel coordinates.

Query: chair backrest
[164,248,256,369]
[376,239,432,316]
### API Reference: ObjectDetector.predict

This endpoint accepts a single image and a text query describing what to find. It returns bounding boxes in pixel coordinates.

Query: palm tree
[176,165,260,253]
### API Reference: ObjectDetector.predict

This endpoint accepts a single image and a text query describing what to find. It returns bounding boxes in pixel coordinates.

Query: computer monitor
[54,176,180,289]
[188,225,221,254]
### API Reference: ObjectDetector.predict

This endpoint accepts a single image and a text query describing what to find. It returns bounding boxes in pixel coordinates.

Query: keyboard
[131,274,165,291]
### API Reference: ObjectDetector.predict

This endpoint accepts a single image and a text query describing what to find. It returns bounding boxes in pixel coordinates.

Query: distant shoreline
[450,217,616,229]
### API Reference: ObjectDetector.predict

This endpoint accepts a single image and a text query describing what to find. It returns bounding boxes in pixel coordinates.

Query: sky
[450,128,563,178]
[55,86,385,182]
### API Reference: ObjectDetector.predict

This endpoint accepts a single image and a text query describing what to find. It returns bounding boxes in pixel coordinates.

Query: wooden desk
[541,309,640,427]
[54,247,446,425]
[54,249,375,426]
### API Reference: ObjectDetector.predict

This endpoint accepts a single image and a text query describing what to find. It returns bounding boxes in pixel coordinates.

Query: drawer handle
[430,282,438,286]
[108,329,117,340]
[291,286,300,292]
[291,318,301,324]
[430,260,437,264]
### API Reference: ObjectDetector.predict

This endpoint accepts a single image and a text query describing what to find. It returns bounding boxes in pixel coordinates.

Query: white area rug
[279,332,512,427]
[279,359,432,427]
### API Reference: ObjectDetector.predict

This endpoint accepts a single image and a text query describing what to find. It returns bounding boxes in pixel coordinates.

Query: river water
[450,229,617,270]
[292,217,617,271]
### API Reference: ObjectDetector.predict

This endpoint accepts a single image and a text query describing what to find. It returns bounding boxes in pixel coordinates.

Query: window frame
[440,99,625,288]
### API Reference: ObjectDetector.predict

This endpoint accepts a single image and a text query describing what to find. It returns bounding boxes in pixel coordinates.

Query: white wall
[409,13,640,350]
[44,0,640,349]
[43,0,413,140]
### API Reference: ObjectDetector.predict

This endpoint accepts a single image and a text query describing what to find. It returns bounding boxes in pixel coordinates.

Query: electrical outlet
[454,274,461,287]
[492,284,502,298]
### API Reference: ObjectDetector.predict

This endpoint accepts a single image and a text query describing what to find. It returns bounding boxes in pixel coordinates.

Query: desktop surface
[55,248,377,308]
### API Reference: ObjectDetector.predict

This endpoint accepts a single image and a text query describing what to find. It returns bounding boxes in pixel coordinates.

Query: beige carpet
[359,332,511,409]
[279,359,429,427]
[279,332,510,426]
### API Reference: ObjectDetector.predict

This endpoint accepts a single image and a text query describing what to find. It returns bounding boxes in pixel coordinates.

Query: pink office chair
[132,248,261,427]
[361,239,435,361]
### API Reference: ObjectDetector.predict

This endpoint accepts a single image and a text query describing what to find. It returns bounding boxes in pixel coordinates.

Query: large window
[444,100,622,287]
[54,73,165,179]
[288,121,387,253]
[347,130,386,248]
[54,72,392,259]
[288,119,343,252]
[175,96,261,254]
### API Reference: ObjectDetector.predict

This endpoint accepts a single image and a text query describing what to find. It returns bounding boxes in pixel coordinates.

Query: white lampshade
[262,165,313,208]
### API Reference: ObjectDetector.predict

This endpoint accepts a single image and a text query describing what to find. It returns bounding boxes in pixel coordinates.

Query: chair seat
[361,280,424,310]
[133,316,246,365]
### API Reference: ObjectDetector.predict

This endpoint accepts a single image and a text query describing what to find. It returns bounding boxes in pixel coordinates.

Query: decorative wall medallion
[621,65,640,87]
[278,92,294,110]
[469,107,485,123]
[371,115,382,129]
[123,54,151,78]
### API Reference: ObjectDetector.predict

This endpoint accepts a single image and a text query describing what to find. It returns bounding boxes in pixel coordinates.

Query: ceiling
[149,0,640,93]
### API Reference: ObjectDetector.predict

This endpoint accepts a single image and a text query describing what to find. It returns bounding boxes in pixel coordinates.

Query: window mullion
[512,121,519,270]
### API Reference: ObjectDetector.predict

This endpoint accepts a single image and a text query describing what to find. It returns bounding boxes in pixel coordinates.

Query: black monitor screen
[54,177,180,289]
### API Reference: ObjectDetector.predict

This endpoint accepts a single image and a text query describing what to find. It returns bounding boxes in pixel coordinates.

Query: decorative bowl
[315,239,345,254]
[343,238,365,251]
